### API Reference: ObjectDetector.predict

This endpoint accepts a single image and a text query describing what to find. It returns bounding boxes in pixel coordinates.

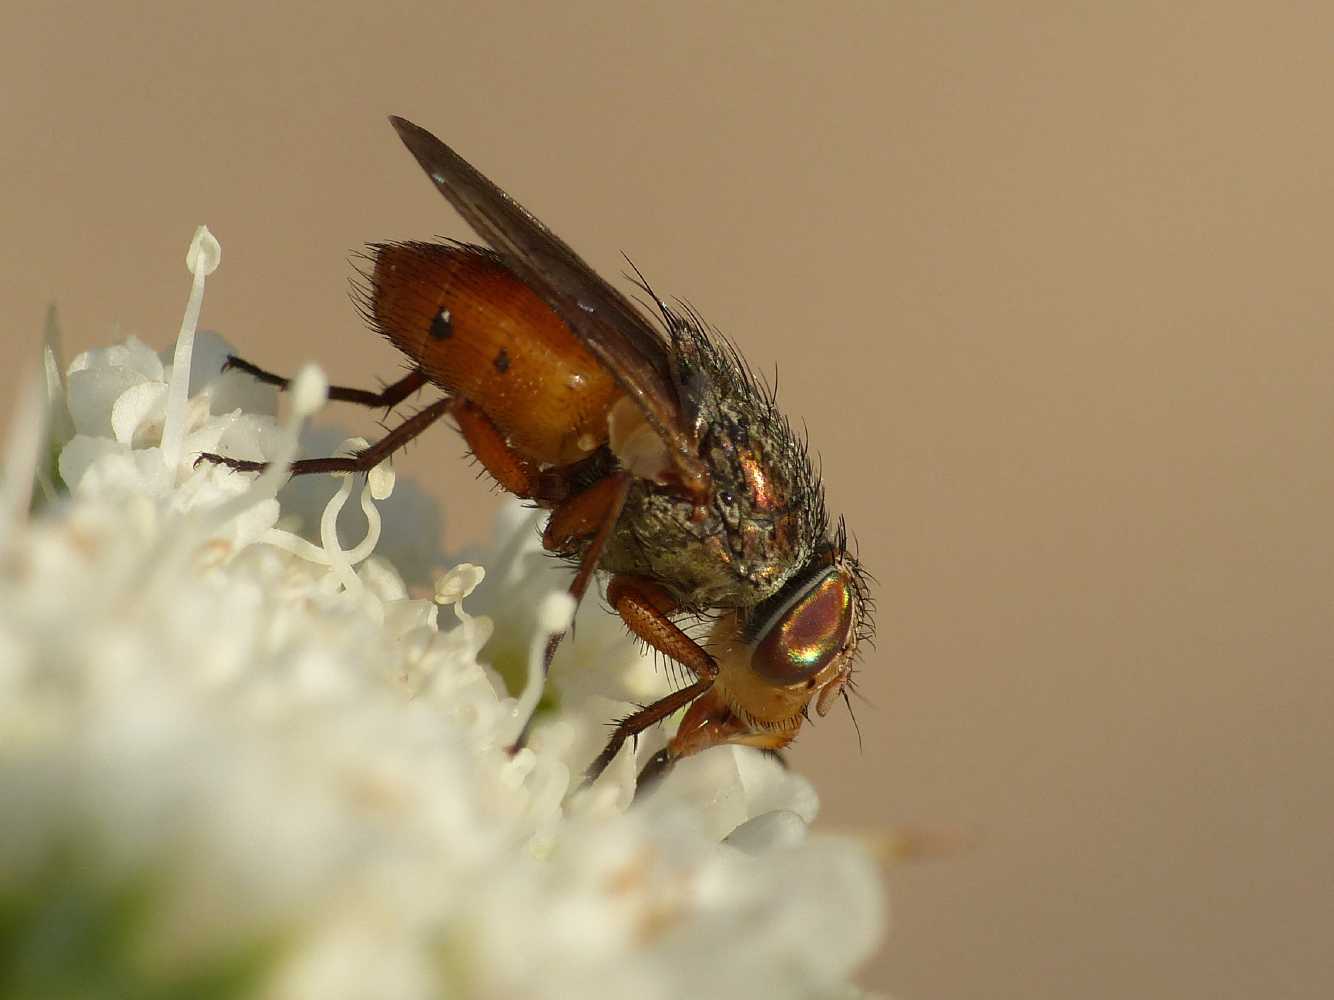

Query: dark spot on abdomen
[429,308,453,340]
[494,348,511,373]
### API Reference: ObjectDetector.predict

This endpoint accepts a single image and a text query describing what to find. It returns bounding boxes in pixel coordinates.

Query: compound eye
[751,568,854,685]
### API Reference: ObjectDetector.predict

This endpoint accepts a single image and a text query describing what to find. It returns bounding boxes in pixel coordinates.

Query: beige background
[4,3,1332,997]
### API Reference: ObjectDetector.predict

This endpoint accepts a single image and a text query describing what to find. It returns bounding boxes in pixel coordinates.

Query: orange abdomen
[365,241,621,466]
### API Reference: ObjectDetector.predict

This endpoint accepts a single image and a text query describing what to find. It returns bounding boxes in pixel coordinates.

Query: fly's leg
[584,575,800,792]
[540,472,635,552]
[533,470,634,636]
[215,353,582,504]
[577,574,726,787]
[624,686,796,797]
[197,357,441,475]
[452,399,543,498]
[196,393,554,488]
[603,575,717,680]
[584,677,716,788]
[509,470,633,751]
[196,396,455,476]
[224,355,429,408]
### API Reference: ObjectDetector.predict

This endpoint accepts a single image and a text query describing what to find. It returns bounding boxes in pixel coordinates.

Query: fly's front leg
[588,576,799,793]
[580,574,722,787]
[605,575,718,681]
[585,677,715,788]
[628,686,797,798]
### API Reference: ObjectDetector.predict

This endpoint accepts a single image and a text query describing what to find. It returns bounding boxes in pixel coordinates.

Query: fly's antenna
[842,687,864,754]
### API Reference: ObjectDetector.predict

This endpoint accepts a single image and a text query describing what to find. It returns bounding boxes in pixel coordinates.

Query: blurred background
[4,3,1332,997]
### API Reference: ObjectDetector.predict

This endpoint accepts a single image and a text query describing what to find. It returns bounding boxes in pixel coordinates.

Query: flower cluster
[0,229,884,998]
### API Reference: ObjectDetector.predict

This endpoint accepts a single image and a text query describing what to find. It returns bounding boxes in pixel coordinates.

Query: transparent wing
[389,116,708,490]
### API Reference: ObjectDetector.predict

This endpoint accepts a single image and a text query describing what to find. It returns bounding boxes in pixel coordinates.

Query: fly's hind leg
[197,356,439,474]
[196,393,549,485]
[452,399,544,499]
[224,355,429,408]
[197,395,455,476]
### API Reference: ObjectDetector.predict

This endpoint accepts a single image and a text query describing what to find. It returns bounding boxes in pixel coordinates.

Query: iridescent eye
[751,568,854,685]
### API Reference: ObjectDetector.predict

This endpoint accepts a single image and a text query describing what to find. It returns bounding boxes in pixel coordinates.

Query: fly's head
[710,523,873,734]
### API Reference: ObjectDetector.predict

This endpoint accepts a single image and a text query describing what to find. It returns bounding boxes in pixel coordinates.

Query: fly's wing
[389,116,709,493]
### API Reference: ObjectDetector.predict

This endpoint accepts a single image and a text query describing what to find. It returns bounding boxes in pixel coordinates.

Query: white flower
[0,229,885,998]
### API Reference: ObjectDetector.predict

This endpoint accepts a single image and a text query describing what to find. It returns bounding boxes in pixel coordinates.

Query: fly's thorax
[698,402,814,587]
[598,314,830,609]
[599,482,796,608]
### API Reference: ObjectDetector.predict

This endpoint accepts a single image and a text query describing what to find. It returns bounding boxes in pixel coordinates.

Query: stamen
[434,562,485,615]
[161,226,220,474]
[507,590,575,746]
[260,468,388,569]
[319,468,361,598]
